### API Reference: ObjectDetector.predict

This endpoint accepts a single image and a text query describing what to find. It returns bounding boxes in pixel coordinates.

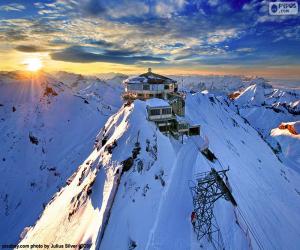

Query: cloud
[207,29,240,44]
[0,30,28,42]
[15,45,49,53]
[208,0,219,7]
[1,0,299,70]
[88,39,114,47]
[105,1,149,19]
[34,2,45,9]
[0,18,61,43]
[0,4,25,12]
[236,47,255,53]
[50,0,187,19]
[54,0,145,18]
[50,46,166,64]
[155,0,186,18]
[80,0,106,16]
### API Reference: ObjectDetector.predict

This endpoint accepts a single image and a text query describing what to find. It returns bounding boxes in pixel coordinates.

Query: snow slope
[54,71,124,113]
[232,81,300,173]
[0,71,122,244]
[20,100,175,247]
[20,92,300,249]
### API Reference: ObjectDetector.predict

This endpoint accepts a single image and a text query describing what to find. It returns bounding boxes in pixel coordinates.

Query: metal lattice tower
[189,168,237,249]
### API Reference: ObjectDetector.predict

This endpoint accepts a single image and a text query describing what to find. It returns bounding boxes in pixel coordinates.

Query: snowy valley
[0,72,299,250]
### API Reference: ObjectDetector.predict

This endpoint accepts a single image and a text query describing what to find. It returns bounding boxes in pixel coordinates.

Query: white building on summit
[123,68,178,100]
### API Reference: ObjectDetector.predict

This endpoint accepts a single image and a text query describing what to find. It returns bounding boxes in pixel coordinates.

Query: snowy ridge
[0,71,122,244]
[19,100,170,247]
[235,81,300,111]
[20,93,300,249]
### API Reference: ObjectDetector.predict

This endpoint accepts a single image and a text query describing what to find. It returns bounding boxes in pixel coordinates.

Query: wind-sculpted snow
[0,71,122,244]
[19,92,300,249]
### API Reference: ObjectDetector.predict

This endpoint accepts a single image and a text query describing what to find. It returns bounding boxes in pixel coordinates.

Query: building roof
[146,98,170,108]
[124,68,176,85]
[139,71,175,83]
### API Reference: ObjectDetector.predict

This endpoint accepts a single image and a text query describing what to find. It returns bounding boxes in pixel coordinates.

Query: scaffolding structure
[189,168,237,249]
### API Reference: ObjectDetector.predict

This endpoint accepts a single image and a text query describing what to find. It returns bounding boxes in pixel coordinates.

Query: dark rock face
[29,133,39,145]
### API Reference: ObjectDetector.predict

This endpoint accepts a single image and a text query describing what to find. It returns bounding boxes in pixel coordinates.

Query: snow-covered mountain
[172,75,259,94]
[19,92,300,249]
[2,72,300,249]
[234,80,299,112]
[0,71,122,244]
[54,71,124,113]
[231,80,300,173]
[268,78,300,90]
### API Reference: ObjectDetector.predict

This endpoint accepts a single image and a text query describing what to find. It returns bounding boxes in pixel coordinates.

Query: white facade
[146,98,173,121]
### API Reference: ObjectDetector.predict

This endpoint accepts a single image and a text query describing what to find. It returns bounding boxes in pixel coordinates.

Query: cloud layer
[0,0,299,70]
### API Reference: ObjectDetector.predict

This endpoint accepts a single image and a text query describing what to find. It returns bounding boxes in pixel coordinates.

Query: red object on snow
[191,211,197,223]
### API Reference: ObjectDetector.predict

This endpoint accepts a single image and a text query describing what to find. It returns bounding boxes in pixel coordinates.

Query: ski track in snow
[145,143,198,250]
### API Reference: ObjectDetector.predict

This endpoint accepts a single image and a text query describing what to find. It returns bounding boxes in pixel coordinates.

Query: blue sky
[0,0,299,77]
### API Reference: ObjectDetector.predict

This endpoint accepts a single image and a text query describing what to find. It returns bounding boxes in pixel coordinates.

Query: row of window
[162,108,172,115]
[178,123,189,130]
[142,84,171,91]
[143,85,150,90]
[149,108,172,116]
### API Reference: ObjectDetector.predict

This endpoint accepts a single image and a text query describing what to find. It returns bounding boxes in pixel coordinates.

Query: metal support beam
[189,168,237,250]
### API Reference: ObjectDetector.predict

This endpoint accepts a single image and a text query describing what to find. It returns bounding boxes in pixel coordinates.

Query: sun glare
[24,58,43,72]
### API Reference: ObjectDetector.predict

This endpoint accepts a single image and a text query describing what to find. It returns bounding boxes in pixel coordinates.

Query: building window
[150,109,161,116]
[189,126,200,135]
[143,84,150,90]
[162,108,171,115]
[159,125,168,132]
[178,123,188,130]
[164,85,169,90]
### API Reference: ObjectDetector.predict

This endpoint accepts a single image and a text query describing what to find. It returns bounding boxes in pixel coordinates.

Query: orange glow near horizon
[0,51,299,80]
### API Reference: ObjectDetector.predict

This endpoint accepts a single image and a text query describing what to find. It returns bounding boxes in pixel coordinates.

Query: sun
[24,58,43,72]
